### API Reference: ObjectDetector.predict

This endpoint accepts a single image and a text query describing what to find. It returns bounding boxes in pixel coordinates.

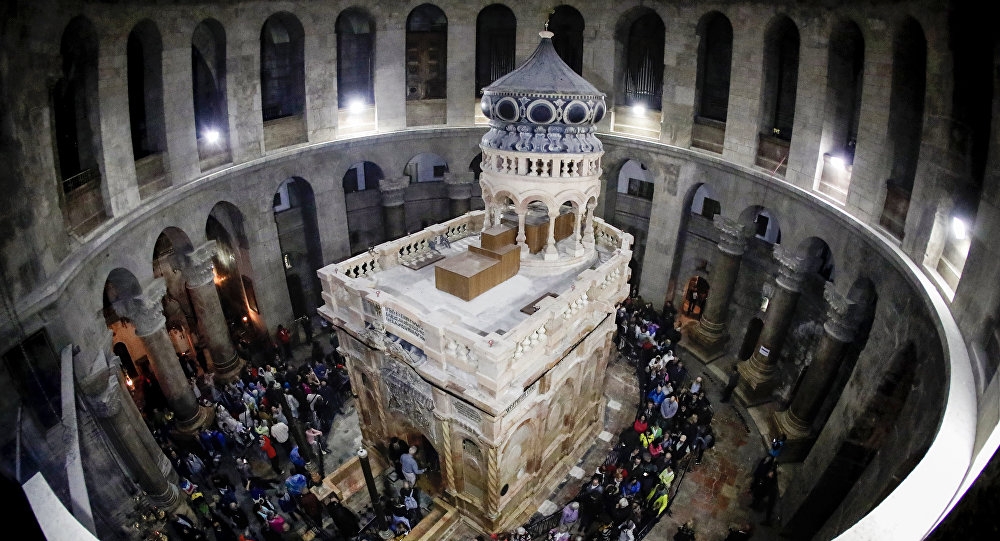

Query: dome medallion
[480,31,606,154]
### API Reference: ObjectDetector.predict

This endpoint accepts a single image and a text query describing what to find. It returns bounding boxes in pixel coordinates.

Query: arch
[616,8,665,110]
[690,184,721,219]
[206,202,258,327]
[695,12,733,123]
[336,8,376,108]
[616,159,654,200]
[343,161,385,193]
[152,227,196,331]
[475,4,516,96]
[469,153,483,181]
[103,267,143,323]
[795,236,835,282]
[126,20,166,163]
[192,19,230,160]
[406,4,448,100]
[460,437,486,503]
[760,15,800,140]
[739,205,781,244]
[273,177,323,317]
[549,5,584,75]
[260,12,306,121]
[815,19,865,203]
[501,419,535,486]
[53,16,107,234]
[103,268,151,385]
[404,152,448,182]
[878,17,926,239]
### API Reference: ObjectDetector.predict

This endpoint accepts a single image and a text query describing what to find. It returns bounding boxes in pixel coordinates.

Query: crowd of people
[140,321,365,541]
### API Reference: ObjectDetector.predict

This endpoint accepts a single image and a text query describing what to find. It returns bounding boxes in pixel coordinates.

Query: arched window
[53,16,107,234]
[762,17,799,141]
[406,4,448,100]
[549,5,584,75]
[260,13,305,121]
[192,19,230,167]
[620,10,664,110]
[695,12,732,122]
[342,161,384,193]
[475,4,516,96]
[127,21,166,163]
[405,153,448,182]
[816,21,864,204]
[878,18,926,239]
[336,8,375,108]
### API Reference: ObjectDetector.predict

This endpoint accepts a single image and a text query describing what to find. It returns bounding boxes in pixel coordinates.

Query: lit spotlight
[349,99,366,115]
[952,216,968,240]
[204,129,220,144]
[829,155,845,169]
[632,104,647,116]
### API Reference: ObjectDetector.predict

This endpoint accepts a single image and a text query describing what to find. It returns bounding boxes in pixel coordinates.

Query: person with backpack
[400,481,423,523]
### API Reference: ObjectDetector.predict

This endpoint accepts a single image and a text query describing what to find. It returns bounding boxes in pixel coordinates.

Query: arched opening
[261,12,306,149]
[127,20,168,197]
[460,438,486,504]
[797,237,835,283]
[103,268,158,412]
[618,9,664,111]
[816,20,865,204]
[878,18,926,239]
[53,16,107,235]
[336,8,375,109]
[613,159,653,286]
[756,16,800,175]
[469,153,483,181]
[741,206,781,245]
[475,4,516,96]
[404,152,448,183]
[192,19,231,169]
[667,183,722,303]
[692,12,733,153]
[406,4,448,101]
[206,202,263,349]
[549,5,584,75]
[343,162,387,254]
[739,317,765,361]
[273,177,324,318]
[151,227,196,335]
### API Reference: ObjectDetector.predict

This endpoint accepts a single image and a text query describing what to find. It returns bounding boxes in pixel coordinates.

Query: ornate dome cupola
[478,30,607,265]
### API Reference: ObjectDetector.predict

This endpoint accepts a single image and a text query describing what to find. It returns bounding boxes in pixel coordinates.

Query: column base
[735,358,778,406]
[173,405,215,437]
[684,318,730,363]
[212,353,246,384]
[769,410,816,463]
[146,481,182,512]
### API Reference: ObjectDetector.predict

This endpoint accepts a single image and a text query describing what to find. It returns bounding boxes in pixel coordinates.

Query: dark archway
[695,12,733,123]
[475,4,516,96]
[617,8,665,110]
[273,177,324,317]
[192,19,230,166]
[406,4,448,100]
[336,8,375,108]
[549,5,584,75]
[260,12,305,121]
[127,21,166,162]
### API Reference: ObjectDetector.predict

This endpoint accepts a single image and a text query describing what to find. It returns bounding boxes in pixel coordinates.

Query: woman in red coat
[260,433,282,476]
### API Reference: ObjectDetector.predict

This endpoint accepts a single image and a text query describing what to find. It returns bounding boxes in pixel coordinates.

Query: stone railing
[481,148,602,179]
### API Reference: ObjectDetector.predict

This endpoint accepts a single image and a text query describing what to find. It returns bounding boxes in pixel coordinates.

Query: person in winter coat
[325,498,360,536]
[559,501,579,530]
[259,433,282,476]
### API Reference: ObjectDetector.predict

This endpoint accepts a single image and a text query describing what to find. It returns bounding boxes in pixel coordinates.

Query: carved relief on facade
[380,356,436,436]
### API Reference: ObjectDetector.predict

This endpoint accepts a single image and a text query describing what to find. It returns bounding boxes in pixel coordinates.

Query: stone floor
[261,325,793,541]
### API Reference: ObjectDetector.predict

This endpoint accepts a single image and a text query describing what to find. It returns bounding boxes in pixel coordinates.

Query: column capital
[131,278,167,337]
[773,245,806,292]
[184,241,217,287]
[379,176,410,207]
[714,216,749,256]
[76,350,124,418]
[443,172,474,199]
[823,282,859,342]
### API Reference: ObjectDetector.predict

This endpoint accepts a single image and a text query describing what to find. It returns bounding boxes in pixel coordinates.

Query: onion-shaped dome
[480,31,606,154]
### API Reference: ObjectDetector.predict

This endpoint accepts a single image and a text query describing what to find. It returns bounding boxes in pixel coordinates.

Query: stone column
[481,192,494,231]
[184,241,244,382]
[772,283,858,450]
[76,350,181,510]
[572,207,585,256]
[131,279,210,434]
[516,212,528,254]
[688,217,750,362]
[444,172,473,217]
[544,209,559,260]
[583,202,596,246]
[380,176,409,240]
[736,245,806,406]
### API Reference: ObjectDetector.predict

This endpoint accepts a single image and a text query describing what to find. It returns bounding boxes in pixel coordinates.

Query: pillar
[516,211,528,254]
[184,241,245,382]
[380,176,409,239]
[583,202,596,246]
[76,350,181,510]
[444,172,473,217]
[131,278,210,434]
[736,245,806,406]
[544,209,559,260]
[572,206,585,256]
[771,283,858,458]
[687,217,749,362]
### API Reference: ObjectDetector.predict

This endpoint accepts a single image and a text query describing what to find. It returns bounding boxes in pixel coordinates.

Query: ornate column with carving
[481,192,494,231]
[771,283,858,457]
[485,442,501,523]
[444,172,474,217]
[76,350,181,510]
[184,241,244,382]
[572,206,585,256]
[516,212,528,254]
[688,217,749,362]
[544,209,559,260]
[380,176,409,240]
[435,412,456,496]
[736,245,806,406]
[583,202,596,246]
[131,279,210,433]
